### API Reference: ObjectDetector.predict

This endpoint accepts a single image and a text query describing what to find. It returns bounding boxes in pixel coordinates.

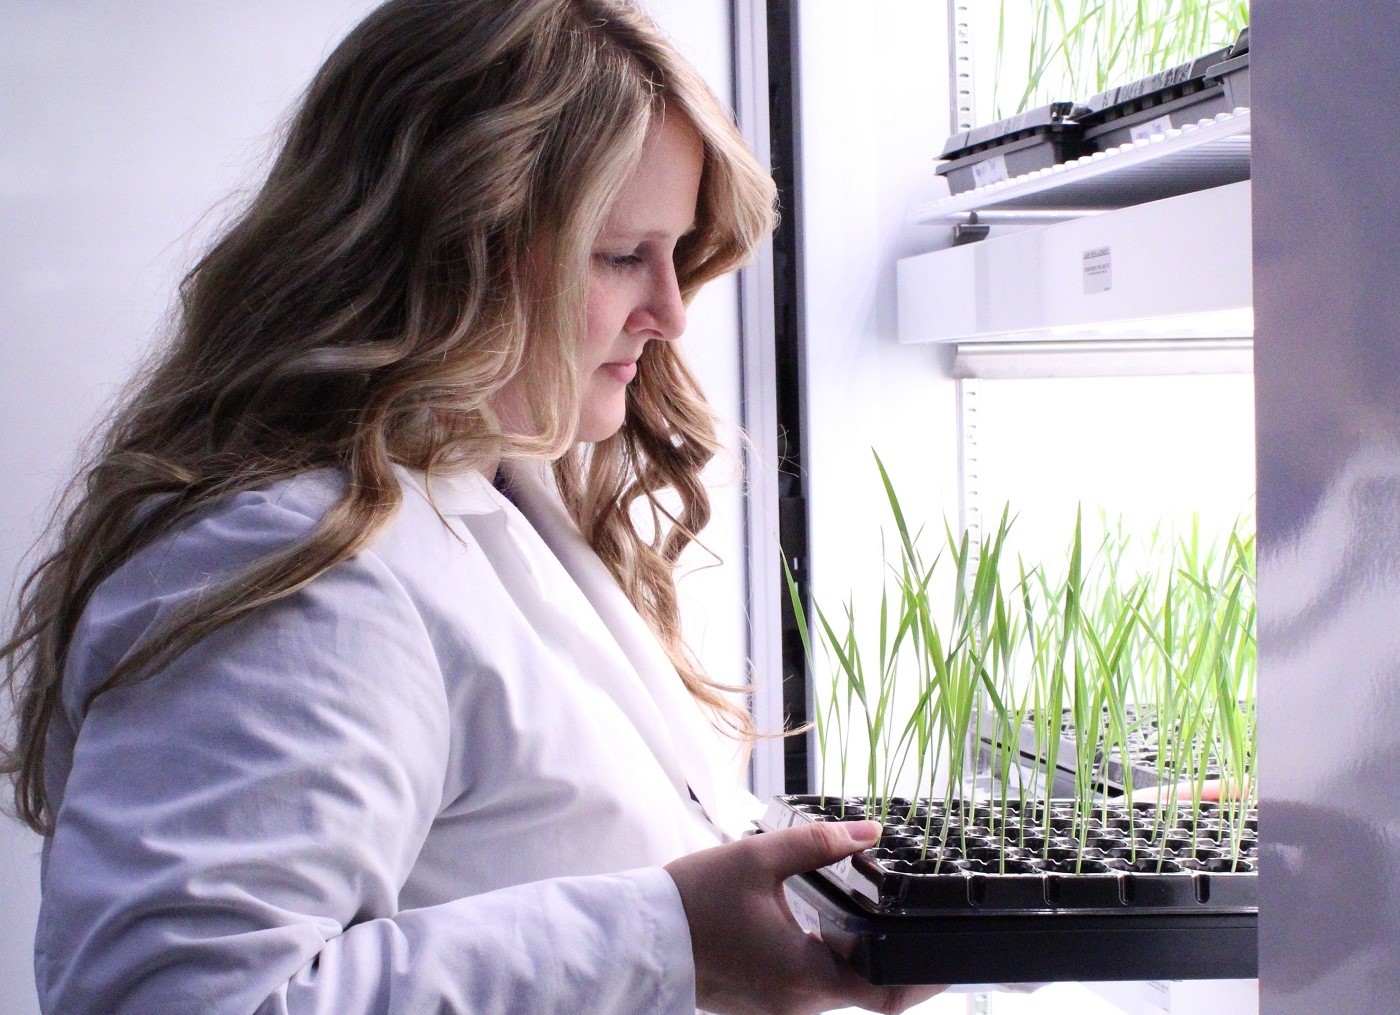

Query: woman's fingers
[1170,778,1251,802]
[665,821,945,1014]
[758,819,883,877]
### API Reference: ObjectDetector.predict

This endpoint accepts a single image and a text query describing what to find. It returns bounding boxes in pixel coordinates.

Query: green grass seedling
[986,0,1247,120]
[788,452,1256,883]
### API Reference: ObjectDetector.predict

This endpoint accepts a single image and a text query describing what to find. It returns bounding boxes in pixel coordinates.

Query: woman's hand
[664,820,945,1015]
[1168,778,1250,802]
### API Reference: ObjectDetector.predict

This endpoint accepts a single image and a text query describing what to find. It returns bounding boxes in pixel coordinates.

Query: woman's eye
[597,252,643,270]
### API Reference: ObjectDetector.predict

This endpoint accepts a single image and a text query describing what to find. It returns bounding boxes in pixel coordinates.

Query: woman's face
[576,113,703,443]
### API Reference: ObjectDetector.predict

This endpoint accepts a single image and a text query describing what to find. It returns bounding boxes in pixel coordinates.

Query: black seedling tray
[1205,27,1250,111]
[976,705,1220,798]
[1076,30,1250,151]
[761,795,1257,985]
[783,869,1257,985]
[936,102,1086,195]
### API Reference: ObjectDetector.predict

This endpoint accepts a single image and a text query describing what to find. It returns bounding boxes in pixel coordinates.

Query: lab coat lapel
[498,460,726,832]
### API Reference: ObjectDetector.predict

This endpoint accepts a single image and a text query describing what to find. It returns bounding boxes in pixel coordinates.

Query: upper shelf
[910,108,1251,223]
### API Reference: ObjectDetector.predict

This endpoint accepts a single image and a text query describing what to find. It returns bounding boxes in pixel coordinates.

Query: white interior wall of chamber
[971,373,1257,582]
[793,2,964,797]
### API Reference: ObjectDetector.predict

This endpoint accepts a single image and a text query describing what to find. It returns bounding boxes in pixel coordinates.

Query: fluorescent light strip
[954,336,1253,380]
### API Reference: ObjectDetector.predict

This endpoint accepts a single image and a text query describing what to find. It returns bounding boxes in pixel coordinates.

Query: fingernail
[844,820,883,846]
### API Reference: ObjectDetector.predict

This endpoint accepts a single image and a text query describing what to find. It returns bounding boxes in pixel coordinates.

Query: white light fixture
[898,182,1252,349]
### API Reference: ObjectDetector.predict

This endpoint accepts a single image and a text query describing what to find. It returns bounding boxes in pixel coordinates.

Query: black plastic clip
[952,212,991,246]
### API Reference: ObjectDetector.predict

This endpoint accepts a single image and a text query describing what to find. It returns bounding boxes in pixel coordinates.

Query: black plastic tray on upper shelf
[935,102,1087,196]
[926,28,1251,216]
[1076,28,1250,152]
[1205,25,1251,110]
[759,794,1257,985]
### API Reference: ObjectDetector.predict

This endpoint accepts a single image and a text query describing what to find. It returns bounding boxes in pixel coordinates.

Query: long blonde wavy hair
[1,0,777,835]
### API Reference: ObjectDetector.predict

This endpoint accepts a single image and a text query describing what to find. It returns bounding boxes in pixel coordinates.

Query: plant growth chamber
[731,1,1400,1012]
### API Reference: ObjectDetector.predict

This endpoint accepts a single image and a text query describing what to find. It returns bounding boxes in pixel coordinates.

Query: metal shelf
[912,108,1250,224]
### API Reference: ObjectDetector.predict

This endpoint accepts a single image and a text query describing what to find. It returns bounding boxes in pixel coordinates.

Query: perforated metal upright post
[948,0,983,563]
[948,1,975,136]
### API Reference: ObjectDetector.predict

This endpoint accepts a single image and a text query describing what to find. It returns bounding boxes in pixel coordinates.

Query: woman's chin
[575,406,627,445]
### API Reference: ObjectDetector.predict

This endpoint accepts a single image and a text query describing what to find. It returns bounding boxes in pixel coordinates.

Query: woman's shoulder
[62,473,334,682]
[66,468,502,689]
[121,466,501,582]
[129,469,349,584]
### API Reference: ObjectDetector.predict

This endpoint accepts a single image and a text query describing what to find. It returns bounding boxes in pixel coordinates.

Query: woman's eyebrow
[597,223,698,242]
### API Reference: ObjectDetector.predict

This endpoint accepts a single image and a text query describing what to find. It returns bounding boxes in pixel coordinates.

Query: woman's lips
[601,361,637,383]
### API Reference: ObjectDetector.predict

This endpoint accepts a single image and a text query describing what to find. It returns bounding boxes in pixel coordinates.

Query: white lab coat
[35,460,761,1014]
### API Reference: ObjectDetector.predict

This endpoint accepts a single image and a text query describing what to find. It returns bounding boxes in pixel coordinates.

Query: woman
[1,1,935,1012]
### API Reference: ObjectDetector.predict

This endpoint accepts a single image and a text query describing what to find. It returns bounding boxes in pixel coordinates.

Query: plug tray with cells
[759,794,1258,985]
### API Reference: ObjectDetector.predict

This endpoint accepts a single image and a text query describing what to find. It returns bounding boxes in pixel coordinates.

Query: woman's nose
[632,263,686,341]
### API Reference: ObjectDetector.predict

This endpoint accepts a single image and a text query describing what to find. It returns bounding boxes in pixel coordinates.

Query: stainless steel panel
[1255,2,1400,1010]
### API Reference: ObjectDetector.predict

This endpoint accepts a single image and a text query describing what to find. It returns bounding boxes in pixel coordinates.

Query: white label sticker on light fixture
[1130,114,1175,143]
[972,154,1010,189]
[1083,246,1112,294]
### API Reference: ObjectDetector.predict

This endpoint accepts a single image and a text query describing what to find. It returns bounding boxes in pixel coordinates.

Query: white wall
[794,1,963,794]
[0,3,742,1012]
[973,373,1257,573]
[796,0,964,602]
[636,1,752,764]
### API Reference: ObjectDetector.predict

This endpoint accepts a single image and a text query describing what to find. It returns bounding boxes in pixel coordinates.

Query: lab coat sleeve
[36,494,697,1015]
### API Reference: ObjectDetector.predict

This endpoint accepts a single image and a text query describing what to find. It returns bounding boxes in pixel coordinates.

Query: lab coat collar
[397,467,505,517]
[496,459,728,836]
[395,460,732,840]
